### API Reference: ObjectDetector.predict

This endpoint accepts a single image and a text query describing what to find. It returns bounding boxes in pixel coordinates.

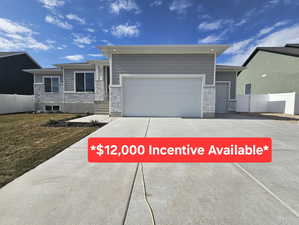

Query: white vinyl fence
[0,94,34,114]
[237,92,299,115]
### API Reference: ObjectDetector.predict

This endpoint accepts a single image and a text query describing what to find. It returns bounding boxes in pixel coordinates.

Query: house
[237,44,299,96]
[0,52,40,95]
[25,45,245,117]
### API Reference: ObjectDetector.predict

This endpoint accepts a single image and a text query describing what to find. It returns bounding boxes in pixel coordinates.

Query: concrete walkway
[68,114,112,123]
[1,117,299,225]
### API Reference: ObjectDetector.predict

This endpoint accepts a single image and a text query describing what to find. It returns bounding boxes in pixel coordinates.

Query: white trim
[213,52,216,86]
[73,71,95,93]
[43,76,60,93]
[120,74,205,118]
[62,68,65,111]
[98,45,229,57]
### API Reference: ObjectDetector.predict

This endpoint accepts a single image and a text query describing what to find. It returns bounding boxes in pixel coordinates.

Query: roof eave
[97,45,230,57]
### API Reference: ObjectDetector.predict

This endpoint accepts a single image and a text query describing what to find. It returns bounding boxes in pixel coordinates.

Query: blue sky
[1,0,299,67]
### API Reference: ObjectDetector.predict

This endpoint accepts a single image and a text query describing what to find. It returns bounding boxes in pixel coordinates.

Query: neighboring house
[237,44,299,96]
[25,45,245,117]
[0,52,40,95]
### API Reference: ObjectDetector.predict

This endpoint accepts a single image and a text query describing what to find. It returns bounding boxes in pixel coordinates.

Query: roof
[285,44,299,48]
[242,44,299,67]
[98,44,229,57]
[23,68,62,74]
[216,65,246,72]
[54,60,108,69]
[0,52,24,58]
[0,52,41,68]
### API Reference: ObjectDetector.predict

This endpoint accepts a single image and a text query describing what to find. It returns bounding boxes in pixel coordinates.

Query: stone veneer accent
[109,85,216,118]
[109,86,122,116]
[202,86,216,117]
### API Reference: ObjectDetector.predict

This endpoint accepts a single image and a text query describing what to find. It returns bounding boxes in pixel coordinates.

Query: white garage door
[122,75,203,117]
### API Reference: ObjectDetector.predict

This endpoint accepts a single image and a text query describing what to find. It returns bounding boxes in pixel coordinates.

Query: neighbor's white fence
[237,92,298,115]
[0,94,34,114]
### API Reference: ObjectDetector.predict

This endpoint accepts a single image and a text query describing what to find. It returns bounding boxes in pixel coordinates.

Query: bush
[46,119,59,126]
[90,120,100,127]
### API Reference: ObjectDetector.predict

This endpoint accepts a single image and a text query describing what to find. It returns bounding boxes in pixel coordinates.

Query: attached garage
[122,75,204,117]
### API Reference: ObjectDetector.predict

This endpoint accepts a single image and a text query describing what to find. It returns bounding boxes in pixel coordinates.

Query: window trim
[43,76,60,93]
[74,71,95,93]
[245,83,252,95]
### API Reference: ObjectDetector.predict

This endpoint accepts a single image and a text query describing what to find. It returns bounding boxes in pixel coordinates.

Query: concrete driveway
[0,116,299,225]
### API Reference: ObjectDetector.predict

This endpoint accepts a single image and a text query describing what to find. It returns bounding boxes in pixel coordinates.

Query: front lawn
[0,113,97,188]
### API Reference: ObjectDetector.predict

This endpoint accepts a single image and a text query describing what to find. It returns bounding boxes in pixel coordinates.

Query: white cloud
[101,39,113,45]
[64,54,84,61]
[0,17,49,51]
[57,44,67,50]
[198,19,233,31]
[88,53,104,57]
[150,0,162,7]
[169,0,192,14]
[110,0,140,14]
[257,21,288,37]
[38,0,65,9]
[72,33,95,48]
[66,14,86,24]
[86,28,95,32]
[268,0,279,4]
[199,34,223,44]
[236,19,247,26]
[0,18,32,34]
[198,20,222,31]
[111,23,139,38]
[45,15,72,29]
[224,39,254,55]
[223,24,299,65]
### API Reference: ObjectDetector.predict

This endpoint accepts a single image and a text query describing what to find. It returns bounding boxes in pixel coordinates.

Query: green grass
[0,113,97,188]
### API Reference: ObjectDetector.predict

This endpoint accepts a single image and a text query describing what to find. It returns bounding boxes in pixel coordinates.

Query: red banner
[88,137,272,163]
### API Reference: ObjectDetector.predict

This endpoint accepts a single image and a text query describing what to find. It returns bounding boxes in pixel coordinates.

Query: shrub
[90,120,100,127]
[46,119,59,126]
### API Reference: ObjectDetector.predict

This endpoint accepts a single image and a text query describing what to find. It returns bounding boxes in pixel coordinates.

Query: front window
[245,83,251,95]
[44,77,59,93]
[75,72,94,92]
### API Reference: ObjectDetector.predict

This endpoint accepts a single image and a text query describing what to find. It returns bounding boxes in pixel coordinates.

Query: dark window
[75,72,94,92]
[44,78,52,92]
[245,84,251,95]
[44,77,59,93]
[53,105,60,111]
[45,105,52,111]
[76,73,85,92]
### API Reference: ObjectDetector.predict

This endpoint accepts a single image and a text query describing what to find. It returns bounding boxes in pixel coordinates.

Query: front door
[216,82,229,113]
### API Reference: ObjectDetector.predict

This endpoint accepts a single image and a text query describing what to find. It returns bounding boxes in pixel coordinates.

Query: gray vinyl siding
[216,71,237,99]
[112,54,215,85]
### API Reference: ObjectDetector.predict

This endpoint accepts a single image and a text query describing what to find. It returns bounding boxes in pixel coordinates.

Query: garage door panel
[123,77,202,117]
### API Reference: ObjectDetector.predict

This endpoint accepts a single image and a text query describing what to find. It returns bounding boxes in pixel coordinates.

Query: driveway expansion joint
[234,163,299,218]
